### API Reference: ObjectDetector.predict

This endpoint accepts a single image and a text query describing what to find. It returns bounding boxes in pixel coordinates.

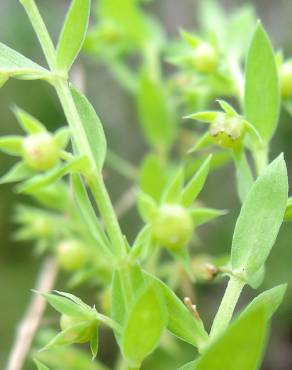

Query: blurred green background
[1,1,292,369]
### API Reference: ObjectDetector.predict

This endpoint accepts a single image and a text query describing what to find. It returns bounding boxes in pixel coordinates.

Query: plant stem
[19,0,56,70]
[210,276,245,340]
[253,145,268,176]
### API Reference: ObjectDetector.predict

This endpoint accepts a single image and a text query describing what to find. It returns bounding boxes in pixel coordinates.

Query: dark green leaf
[56,0,91,72]
[244,23,280,141]
[231,155,288,279]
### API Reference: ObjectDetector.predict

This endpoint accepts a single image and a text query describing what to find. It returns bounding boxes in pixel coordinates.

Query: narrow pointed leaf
[244,23,280,141]
[121,284,167,366]
[42,292,89,317]
[216,100,237,116]
[188,132,212,153]
[90,329,99,359]
[181,155,212,207]
[190,208,227,227]
[0,136,23,156]
[137,191,157,222]
[185,111,219,123]
[71,86,107,170]
[34,359,50,370]
[162,168,184,203]
[231,154,288,279]
[56,0,91,72]
[13,107,46,134]
[145,272,208,349]
[0,42,49,79]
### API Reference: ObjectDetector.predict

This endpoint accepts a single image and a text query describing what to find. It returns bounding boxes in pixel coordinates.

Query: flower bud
[152,204,194,251]
[57,240,88,271]
[280,62,292,98]
[22,132,60,171]
[209,113,245,148]
[192,43,218,73]
[60,314,97,343]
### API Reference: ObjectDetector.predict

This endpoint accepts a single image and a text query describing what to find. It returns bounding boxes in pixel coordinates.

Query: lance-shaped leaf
[190,208,227,227]
[71,174,110,252]
[181,155,212,207]
[138,71,177,150]
[183,304,269,370]
[241,284,286,320]
[231,154,288,279]
[244,23,280,142]
[56,0,91,72]
[71,86,107,170]
[121,284,167,367]
[0,161,35,184]
[0,42,49,80]
[0,136,23,156]
[34,359,50,370]
[17,156,89,193]
[188,132,212,153]
[13,106,46,134]
[42,292,90,317]
[90,328,99,359]
[145,272,209,349]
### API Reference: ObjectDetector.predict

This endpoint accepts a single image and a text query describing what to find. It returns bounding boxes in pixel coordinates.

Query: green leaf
[181,155,212,207]
[191,304,268,370]
[121,284,167,366]
[248,265,265,289]
[137,191,157,222]
[71,174,109,252]
[231,154,288,279]
[90,328,99,359]
[34,359,50,370]
[56,0,91,72]
[188,132,212,153]
[54,127,71,149]
[190,208,227,227]
[0,161,34,184]
[0,42,49,80]
[17,156,89,193]
[137,71,177,150]
[178,360,198,370]
[241,284,287,320]
[232,147,254,203]
[71,86,107,170]
[145,272,208,349]
[216,99,237,116]
[161,168,184,203]
[13,106,46,134]
[0,136,23,156]
[244,22,280,141]
[42,292,90,317]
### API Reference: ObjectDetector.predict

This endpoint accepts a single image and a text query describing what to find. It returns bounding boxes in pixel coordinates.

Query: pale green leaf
[121,284,167,366]
[71,86,107,170]
[185,111,220,123]
[54,127,71,149]
[34,359,50,370]
[0,136,23,156]
[42,292,89,317]
[190,208,227,227]
[181,155,212,207]
[137,191,157,222]
[231,154,288,279]
[244,23,280,141]
[0,161,34,184]
[56,0,91,72]
[188,132,212,153]
[161,168,184,203]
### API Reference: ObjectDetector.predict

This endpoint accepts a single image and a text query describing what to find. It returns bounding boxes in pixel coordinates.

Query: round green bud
[22,132,60,171]
[209,114,245,149]
[280,62,292,98]
[57,240,88,271]
[60,314,96,343]
[192,43,218,73]
[152,204,194,251]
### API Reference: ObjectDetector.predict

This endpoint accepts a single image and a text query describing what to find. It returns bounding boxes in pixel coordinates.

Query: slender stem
[210,276,245,340]
[253,145,269,176]
[19,0,56,70]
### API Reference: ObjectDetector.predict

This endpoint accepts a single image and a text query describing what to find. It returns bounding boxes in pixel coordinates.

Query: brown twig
[5,258,58,370]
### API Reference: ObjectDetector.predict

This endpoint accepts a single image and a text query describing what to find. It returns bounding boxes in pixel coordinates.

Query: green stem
[19,0,56,70]
[253,145,269,176]
[210,276,245,340]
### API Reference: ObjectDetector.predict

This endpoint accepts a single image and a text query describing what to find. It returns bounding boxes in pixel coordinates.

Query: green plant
[1,1,291,370]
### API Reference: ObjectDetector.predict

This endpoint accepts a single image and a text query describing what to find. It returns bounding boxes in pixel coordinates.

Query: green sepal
[190,208,227,227]
[181,155,212,207]
[161,167,184,204]
[13,106,46,134]
[0,161,35,184]
[180,29,201,47]
[16,156,89,193]
[185,111,220,123]
[216,99,237,116]
[137,191,157,222]
[90,328,99,359]
[54,127,71,149]
[188,132,212,153]
[0,136,23,156]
